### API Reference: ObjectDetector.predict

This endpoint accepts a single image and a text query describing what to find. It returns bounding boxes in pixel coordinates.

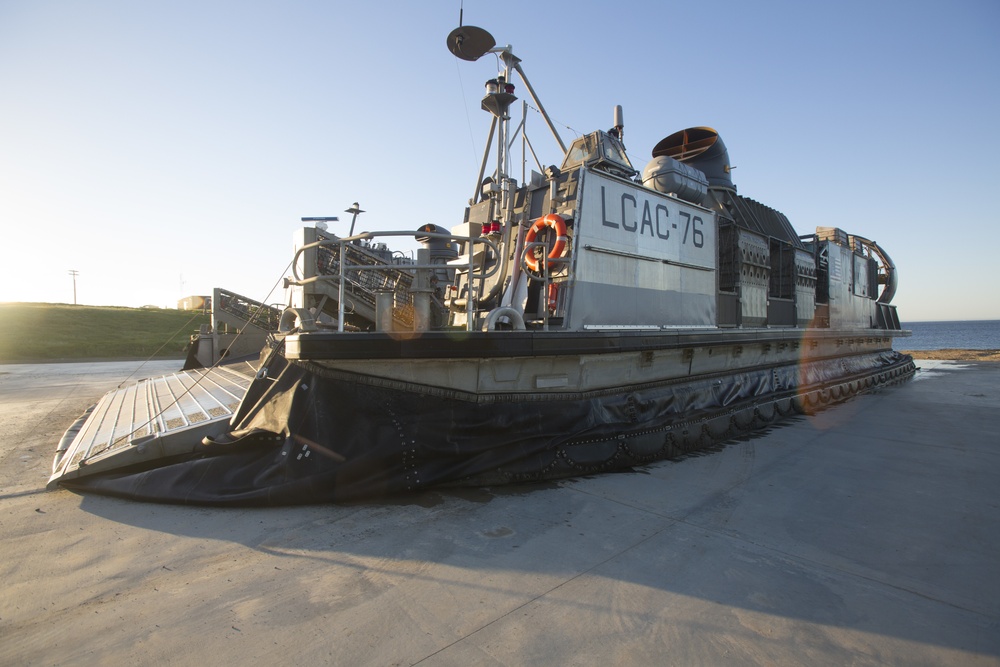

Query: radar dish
[446,25,496,61]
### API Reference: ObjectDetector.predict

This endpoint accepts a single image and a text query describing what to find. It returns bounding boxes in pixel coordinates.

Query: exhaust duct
[652,126,735,191]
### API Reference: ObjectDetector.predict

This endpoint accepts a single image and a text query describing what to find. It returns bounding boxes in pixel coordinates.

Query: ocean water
[899,320,1000,351]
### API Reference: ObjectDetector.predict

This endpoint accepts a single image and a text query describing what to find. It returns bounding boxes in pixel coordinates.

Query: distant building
[178,295,212,311]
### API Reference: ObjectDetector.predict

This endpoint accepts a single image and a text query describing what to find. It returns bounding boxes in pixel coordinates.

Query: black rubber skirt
[63,350,915,505]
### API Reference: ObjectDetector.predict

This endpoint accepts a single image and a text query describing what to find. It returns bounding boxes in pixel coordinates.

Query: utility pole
[68,269,79,305]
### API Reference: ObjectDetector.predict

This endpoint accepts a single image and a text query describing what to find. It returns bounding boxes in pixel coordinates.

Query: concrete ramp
[48,362,255,488]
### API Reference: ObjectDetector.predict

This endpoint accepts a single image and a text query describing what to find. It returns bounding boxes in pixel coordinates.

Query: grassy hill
[0,302,211,362]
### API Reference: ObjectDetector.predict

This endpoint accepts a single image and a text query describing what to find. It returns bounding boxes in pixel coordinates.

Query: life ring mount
[523,213,569,273]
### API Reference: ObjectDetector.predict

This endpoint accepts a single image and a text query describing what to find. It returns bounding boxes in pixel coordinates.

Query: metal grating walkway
[49,362,255,487]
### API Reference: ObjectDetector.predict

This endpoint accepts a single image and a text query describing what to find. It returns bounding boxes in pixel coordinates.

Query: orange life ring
[523,213,568,272]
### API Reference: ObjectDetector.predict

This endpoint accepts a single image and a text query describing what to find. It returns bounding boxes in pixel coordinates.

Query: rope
[523,101,581,139]
[86,258,296,460]
[115,310,206,389]
[202,257,294,371]
[454,58,480,172]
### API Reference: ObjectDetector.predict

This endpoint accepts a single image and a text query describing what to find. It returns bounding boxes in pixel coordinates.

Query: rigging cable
[115,309,207,389]
[454,57,480,173]
[86,258,296,459]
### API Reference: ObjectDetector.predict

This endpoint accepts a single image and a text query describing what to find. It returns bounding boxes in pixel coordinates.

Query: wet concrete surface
[0,359,997,665]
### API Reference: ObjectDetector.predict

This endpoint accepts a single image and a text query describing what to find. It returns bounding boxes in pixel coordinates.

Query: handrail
[799,231,898,305]
[287,230,501,332]
[849,234,898,304]
[521,241,571,331]
[215,288,282,331]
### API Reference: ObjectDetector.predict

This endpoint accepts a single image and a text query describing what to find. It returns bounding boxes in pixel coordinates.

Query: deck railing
[215,288,283,331]
[289,230,499,332]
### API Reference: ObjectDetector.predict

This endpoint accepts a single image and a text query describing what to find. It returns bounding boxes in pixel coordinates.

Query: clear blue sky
[2,0,997,321]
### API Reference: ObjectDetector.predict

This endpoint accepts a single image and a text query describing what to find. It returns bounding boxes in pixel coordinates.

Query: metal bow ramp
[48,362,256,488]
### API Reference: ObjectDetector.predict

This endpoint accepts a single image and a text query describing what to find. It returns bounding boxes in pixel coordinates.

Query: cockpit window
[562,135,598,171]
[560,131,635,177]
[601,133,633,172]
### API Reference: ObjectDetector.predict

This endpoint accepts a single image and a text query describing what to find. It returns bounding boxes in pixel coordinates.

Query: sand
[901,349,1000,361]
[2,357,997,665]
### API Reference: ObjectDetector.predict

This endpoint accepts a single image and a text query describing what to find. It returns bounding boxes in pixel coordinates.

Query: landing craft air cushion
[48,24,914,504]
